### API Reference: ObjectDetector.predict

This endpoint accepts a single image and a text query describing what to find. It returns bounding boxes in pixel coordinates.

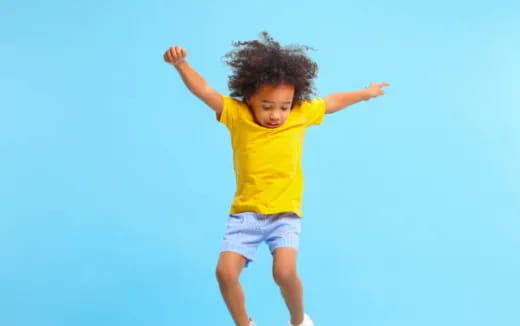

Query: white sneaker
[289,313,313,326]
[249,317,256,326]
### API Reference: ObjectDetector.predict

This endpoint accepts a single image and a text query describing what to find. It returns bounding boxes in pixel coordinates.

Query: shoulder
[225,96,247,108]
[293,98,325,110]
[217,95,248,125]
[292,97,326,126]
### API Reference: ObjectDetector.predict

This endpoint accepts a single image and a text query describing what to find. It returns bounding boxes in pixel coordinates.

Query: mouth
[265,122,281,128]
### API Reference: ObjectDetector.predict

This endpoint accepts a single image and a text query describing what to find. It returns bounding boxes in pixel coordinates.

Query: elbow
[324,95,340,114]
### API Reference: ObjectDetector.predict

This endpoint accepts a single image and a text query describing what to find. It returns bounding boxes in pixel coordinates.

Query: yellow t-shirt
[218,96,325,217]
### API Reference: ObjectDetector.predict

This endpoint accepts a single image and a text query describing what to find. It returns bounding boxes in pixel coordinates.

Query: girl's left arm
[323,82,390,114]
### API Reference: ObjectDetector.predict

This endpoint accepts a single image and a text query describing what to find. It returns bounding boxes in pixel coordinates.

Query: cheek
[260,111,270,120]
[253,109,267,121]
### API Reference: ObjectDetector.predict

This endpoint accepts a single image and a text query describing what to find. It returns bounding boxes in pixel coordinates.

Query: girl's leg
[216,251,250,326]
[272,247,305,325]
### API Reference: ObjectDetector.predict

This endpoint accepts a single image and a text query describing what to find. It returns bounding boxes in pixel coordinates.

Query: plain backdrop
[1,0,519,325]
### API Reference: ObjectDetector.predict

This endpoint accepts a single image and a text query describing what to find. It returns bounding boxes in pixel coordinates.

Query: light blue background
[1,0,519,325]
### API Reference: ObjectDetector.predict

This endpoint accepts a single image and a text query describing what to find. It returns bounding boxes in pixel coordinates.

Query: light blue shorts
[220,211,302,267]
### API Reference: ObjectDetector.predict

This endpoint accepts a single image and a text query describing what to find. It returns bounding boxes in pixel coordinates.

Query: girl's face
[246,83,294,128]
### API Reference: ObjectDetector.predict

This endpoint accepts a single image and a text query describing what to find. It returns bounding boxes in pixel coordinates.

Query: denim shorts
[220,211,302,267]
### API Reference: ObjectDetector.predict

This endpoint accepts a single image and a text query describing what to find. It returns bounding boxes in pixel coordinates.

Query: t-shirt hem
[229,207,303,218]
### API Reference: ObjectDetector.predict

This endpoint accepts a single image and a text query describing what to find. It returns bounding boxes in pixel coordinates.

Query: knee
[216,265,240,287]
[273,267,298,287]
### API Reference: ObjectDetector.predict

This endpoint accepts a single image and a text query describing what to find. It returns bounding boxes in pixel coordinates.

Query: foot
[289,313,313,326]
[249,317,256,326]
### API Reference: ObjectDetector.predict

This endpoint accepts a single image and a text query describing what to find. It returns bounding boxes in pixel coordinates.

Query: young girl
[163,32,389,326]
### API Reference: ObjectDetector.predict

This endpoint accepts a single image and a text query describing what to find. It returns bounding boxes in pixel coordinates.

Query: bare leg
[273,248,304,325]
[216,252,250,326]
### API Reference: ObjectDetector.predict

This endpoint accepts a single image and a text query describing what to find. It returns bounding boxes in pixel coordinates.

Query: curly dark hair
[224,32,318,104]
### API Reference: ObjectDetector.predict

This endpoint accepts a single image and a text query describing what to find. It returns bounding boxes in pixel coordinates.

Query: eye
[262,105,272,110]
[281,106,290,111]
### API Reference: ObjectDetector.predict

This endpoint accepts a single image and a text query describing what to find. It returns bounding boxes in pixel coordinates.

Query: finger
[170,46,178,60]
[164,49,171,62]
[166,47,173,63]
[379,82,390,87]
[173,48,183,64]
[172,46,181,62]
[175,46,183,57]
[175,47,184,62]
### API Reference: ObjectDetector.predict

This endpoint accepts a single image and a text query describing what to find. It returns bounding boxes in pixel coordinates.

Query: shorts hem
[269,243,299,254]
[219,247,255,267]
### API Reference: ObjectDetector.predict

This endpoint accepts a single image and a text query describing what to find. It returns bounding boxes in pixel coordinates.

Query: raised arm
[323,82,390,114]
[163,46,223,114]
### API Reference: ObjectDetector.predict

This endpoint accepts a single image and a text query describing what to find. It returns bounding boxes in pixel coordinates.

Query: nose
[269,111,280,121]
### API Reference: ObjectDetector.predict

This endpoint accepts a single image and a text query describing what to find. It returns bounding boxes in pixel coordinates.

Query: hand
[163,45,187,66]
[365,82,390,100]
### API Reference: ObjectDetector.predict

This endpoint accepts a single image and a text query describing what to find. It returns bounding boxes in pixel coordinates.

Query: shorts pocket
[227,214,245,225]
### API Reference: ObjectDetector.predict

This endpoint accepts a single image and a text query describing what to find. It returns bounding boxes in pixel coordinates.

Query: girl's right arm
[163,46,223,114]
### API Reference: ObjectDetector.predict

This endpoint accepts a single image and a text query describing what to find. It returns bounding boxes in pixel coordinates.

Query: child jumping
[163,32,389,326]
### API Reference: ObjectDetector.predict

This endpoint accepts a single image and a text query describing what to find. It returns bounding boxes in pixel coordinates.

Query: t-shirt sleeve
[302,98,326,126]
[216,95,238,130]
